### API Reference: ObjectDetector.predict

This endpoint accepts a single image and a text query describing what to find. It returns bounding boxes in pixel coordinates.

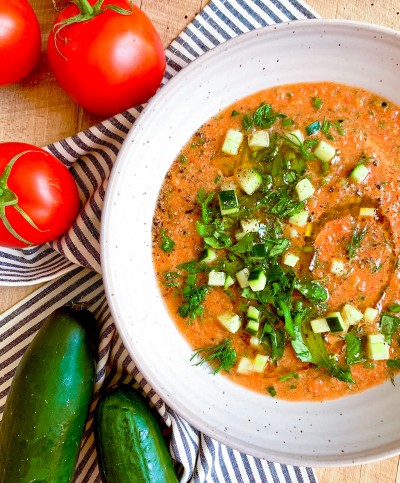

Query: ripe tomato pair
[1,0,166,116]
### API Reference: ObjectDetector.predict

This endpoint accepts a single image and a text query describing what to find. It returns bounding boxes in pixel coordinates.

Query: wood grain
[0,1,399,481]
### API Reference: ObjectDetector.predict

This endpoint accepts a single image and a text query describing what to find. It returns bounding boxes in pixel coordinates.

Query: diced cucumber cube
[222,129,243,155]
[236,166,263,195]
[236,268,250,288]
[248,130,270,151]
[218,189,239,216]
[288,209,309,227]
[313,140,336,162]
[249,336,260,347]
[366,334,390,361]
[330,258,346,276]
[245,319,260,336]
[253,354,269,373]
[349,164,370,183]
[326,312,346,332]
[247,306,260,321]
[285,129,304,146]
[250,243,267,260]
[310,318,330,333]
[364,307,379,324]
[208,271,226,286]
[367,333,385,344]
[288,228,298,239]
[198,248,217,264]
[237,356,253,374]
[295,178,315,201]
[341,303,363,327]
[220,180,238,191]
[282,252,299,268]
[240,218,260,233]
[248,270,267,292]
[218,313,242,334]
[359,207,376,217]
[224,273,235,289]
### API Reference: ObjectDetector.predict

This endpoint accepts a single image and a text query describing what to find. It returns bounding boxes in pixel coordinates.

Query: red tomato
[0,143,80,248]
[47,0,166,117]
[0,0,41,86]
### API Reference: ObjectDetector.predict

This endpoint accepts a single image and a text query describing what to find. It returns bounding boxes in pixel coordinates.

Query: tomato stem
[0,151,48,246]
[73,0,96,16]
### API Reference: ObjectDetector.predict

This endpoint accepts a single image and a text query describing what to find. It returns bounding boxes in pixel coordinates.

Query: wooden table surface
[1,0,399,481]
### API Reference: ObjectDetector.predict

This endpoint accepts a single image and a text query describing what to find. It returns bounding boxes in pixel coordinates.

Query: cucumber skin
[0,306,97,483]
[94,385,178,483]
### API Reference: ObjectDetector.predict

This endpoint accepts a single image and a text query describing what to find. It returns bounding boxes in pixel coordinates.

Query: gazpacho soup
[152,81,400,401]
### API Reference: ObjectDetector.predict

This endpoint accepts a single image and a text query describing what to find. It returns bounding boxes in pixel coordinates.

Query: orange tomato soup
[152,82,400,401]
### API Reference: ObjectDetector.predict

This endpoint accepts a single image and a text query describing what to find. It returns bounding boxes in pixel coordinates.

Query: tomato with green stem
[0,0,41,86]
[47,0,166,117]
[0,143,80,248]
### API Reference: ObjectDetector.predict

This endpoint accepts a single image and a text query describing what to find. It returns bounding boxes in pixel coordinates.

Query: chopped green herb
[197,188,215,224]
[302,323,355,383]
[160,229,175,253]
[294,279,328,303]
[178,274,208,320]
[346,225,368,260]
[380,313,400,343]
[291,310,314,362]
[345,333,365,365]
[312,97,323,109]
[228,233,256,254]
[242,103,287,131]
[282,118,295,127]
[231,110,240,117]
[260,323,285,361]
[191,338,237,374]
[278,372,299,382]
[321,117,346,138]
[388,304,400,313]
[282,134,315,161]
[266,386,277,397]
[163,271,180,288]
[180,154,188,164]
[387,358,400,369]
[242,114,254,131]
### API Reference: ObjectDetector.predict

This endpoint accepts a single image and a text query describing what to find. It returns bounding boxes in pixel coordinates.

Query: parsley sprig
[177,273,208,321]
[160,229,175,253]
[242,103,286,131]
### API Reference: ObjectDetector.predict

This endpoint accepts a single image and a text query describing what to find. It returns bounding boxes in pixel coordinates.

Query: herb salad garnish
[163,101,354,382]
[155,90,400,393]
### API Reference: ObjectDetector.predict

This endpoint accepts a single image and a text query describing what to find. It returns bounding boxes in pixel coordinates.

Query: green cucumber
[0,306,97,483]
[94,385,178,483]
[218,189,239,215]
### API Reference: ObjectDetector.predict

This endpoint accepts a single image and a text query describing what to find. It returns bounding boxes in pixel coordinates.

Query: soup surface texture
[152,82,400,401]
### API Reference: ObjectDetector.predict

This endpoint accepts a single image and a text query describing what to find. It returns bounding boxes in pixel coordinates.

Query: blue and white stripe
[0,1,320,481]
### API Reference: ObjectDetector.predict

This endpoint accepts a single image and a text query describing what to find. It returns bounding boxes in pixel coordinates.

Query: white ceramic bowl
[101,19,400,467]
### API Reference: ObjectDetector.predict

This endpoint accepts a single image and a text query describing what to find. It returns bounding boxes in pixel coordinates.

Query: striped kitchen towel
[0,1,319,482]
